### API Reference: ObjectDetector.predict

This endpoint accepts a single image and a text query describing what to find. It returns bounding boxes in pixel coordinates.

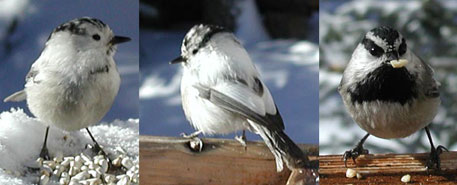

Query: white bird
[339,26,446,169]
[171,24,310,172]
[4,17,130,159]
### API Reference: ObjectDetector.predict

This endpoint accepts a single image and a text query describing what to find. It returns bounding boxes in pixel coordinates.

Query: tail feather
[249,120,310,172]
[4,90,26,102]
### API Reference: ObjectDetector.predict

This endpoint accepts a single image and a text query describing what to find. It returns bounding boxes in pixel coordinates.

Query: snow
[0,108,138,185]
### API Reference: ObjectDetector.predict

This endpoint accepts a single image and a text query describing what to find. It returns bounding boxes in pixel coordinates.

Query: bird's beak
[170,56,185,64]
[386,51,408,68]
[109,36,131,45]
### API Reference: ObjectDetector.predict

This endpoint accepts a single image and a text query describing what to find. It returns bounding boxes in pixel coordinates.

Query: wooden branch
[139,135,318,185]
[319,152,457,184]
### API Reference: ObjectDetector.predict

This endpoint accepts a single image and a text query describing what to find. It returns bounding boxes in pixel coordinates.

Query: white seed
[61,161,71,168]
[116,175,130,185]
[112,157,122,167]
[40,174,50,185]
[61,172,69,178]
[59,175,70,185]
[72,171,89,181]
[43,161,56,169]
[401,174,411,183]
[41,165,53,176]
[104,174,116,183]
[346,168,356,178]
[69,181,82,185]
[81,153,92,163]
[99,159,108,173]
[36,157,44,166]
[88,170,100,179]
[356,173,362,179]
[121,158,133,169]
[81,165,89,172]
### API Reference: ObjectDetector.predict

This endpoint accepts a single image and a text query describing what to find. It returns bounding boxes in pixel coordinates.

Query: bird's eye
[192,49,198,54]
[369,45,384,57]
[92,34,101,41]
[362,38,384,57]
[398,39,407,55]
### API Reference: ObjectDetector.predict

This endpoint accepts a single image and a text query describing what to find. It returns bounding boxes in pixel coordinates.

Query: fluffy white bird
[171,24,309,172]
[4,17,130,159]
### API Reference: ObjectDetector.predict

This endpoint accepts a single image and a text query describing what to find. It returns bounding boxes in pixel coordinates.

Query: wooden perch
[319,152,457,184]
[139,135,318,185]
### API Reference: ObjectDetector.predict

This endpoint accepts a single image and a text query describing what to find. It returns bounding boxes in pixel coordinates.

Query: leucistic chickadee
[339,26,446,169]
[4,17,130,159]
[171,24,310,172]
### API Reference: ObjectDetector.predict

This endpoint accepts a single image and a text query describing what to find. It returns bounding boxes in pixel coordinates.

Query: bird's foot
[343,145,369,167]
[234,135,247,150]
[426,145,448,170]
[180,130,202,139]
[39,146,50,160]
[86,143,108,158]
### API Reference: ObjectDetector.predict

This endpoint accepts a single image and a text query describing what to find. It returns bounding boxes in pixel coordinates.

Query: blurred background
[139,0,319,144]
[320,0,457,154]
[0,0,139,122]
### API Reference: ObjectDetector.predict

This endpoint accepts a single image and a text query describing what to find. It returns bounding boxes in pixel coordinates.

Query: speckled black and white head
[170,24,229,64]
[46,17,130,56]
[362,26,407,64]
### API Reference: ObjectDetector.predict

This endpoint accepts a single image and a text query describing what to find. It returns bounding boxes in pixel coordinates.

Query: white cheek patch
[390,59,408,68]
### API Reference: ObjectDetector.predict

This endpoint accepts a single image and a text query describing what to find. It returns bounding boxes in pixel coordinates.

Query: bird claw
[180,131,202,139]
[343,145,369,167]
[235,135,247,149]
[39,146,50,160]
[426,145,448,170]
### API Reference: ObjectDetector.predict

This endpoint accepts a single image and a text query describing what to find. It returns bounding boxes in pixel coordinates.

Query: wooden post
[140,135,318,185]
[319,152,457,184]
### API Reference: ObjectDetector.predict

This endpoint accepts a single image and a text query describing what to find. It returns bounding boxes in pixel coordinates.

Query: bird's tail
[249,121,310,172]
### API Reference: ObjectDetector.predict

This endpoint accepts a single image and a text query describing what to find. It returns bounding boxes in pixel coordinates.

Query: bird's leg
[180,130,202,139]
[86,128,107,157]
[235,130,247,150]
[39,126,51,160]
[425,127,448,170]
[343,133,370,167]
[181,130,203,151]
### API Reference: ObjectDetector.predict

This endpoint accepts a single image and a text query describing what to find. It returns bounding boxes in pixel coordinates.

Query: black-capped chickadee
[171,24,310,172]
[339,26,446,169]
[4,17,131,159]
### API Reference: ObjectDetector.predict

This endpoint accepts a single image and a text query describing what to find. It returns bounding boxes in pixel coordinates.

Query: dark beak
[386,51,399,61]
[110,36,131,45]
[170,56,185,64]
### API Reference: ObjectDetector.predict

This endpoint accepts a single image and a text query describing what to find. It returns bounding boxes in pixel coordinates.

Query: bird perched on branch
[171,24,310,172]
[4,17,130,159]
[339,26,446,169]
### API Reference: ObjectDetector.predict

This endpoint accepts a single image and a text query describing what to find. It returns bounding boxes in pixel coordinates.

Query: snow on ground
[0,108,138,185]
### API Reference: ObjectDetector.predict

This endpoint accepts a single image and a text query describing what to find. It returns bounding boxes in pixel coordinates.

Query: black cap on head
[369,26,400,46]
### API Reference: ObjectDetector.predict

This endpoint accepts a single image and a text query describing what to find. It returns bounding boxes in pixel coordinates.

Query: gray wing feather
[193,84,284,131]
[4,90,26,102]
[418,57,440,98]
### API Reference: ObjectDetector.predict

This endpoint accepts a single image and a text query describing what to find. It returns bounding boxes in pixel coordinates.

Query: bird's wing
[4,67,40,102]
[193,80,285,130]
[3,90,26,102]
[418,57,440,98]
